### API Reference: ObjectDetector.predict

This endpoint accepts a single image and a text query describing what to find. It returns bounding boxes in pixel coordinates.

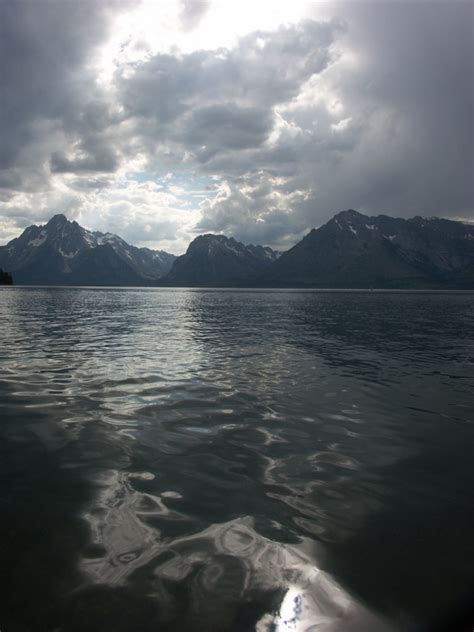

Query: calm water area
[0,288,473,631]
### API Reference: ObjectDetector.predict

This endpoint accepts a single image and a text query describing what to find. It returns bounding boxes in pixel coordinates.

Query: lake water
[0,288,473,632]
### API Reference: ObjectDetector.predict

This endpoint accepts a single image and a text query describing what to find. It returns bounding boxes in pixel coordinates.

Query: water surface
[0,288,473,631]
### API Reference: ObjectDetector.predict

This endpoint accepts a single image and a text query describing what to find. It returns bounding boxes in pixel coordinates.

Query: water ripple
[1,287,473,631]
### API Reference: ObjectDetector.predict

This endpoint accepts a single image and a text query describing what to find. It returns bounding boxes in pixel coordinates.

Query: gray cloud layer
[179,0,210,31]
[0,0,472,249]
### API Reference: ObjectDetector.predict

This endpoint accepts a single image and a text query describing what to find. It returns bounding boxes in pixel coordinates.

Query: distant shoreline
[2,285,474,293]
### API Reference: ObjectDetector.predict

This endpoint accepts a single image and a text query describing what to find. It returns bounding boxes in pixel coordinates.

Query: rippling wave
[0,288,473,631]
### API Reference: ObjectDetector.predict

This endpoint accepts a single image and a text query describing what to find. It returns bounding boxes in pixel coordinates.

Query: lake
[0,288,473,631]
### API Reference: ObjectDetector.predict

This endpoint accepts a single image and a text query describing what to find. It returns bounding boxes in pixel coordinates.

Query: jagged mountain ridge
[0,214,176,285]
[1,210,472,287]
[162,233,279,286]
[259,209,474,288]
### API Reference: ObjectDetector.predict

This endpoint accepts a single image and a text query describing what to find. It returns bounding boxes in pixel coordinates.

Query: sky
[1,0,473,254]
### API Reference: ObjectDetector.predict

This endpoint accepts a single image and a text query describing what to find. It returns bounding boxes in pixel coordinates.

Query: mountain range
[0,210,473,288]
[0,214,176,286]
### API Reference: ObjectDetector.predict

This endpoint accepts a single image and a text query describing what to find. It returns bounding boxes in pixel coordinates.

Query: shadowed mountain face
[162,234,279,286]
[1,211,473,288]
[0,215,176,286]
[259,210,474,288]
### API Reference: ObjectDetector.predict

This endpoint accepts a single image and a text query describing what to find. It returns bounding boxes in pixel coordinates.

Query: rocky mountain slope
[162,234,279,286]
[1,210,472,288]
[258,210,474,288]
[0,215,176,285]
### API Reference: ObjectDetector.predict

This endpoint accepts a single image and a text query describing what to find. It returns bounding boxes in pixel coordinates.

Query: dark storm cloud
[193,1,474,245]
[0,0,130,195]
[182,104,274,153]
[50,144,119,174]
[313,0,474,217]
[119,19,338,110]
[116,18,339,140]
[1,1,92,161]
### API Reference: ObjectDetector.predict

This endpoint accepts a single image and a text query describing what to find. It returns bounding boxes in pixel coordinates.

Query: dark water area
[0,287,473,632]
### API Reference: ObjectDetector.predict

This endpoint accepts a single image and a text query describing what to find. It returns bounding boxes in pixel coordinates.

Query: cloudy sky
[1,0,473,253]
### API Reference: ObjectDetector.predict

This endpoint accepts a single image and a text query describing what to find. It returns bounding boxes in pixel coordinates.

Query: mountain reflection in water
[0,288,473,631]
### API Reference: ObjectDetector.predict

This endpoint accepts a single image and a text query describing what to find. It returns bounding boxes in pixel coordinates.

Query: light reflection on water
[0,287,473,631]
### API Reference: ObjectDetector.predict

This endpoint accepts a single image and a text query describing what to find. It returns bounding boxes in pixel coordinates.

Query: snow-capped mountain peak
[0,215,176,285]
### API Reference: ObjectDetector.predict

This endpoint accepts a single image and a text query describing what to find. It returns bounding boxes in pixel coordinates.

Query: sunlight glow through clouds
[2,0,471,252]
[95,0,314,79]
[84,0,337,251]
